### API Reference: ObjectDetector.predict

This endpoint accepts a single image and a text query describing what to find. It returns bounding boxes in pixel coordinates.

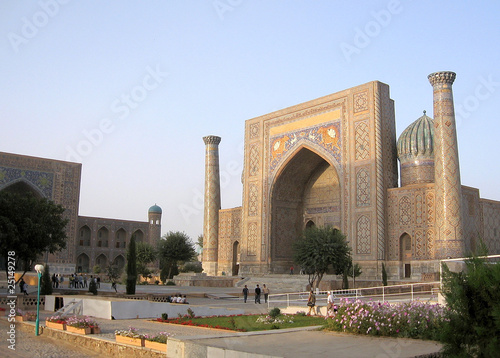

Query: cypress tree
[381,263,388,286]
[40,264,52,295]
[126,235,137,294]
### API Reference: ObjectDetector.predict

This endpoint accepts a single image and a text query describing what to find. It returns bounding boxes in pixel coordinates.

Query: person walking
[326,291,336,316]
[307,290,316,315]
[19,278,26,294]
[242,285,249,303]
[262,284,270,303]
[254,284,261,304]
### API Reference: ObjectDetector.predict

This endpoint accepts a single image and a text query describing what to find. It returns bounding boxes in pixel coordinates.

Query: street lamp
[34,264,44,336]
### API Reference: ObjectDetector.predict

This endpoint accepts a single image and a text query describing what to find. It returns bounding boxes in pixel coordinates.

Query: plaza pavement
[9,283,443,357]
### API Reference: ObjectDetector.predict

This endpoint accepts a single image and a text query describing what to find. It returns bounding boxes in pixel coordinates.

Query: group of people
[48,273,101,289]
[242,284,270,304]
[307,290,337,316]
[167,294,188,304]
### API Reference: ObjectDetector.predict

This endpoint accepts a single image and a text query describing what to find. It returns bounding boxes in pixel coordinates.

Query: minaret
[148,204,162,245]
[428,71,464,258]
[202,135,221,275]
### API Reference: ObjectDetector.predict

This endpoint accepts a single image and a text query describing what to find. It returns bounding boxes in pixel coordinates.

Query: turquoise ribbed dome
[397,111,434,162]
[148,204,162,214]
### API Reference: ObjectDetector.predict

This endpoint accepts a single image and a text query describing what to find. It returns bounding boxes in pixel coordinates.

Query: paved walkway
[4,284,443,357]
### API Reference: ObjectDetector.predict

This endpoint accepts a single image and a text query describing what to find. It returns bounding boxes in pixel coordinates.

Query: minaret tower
[428,71,464,258]
[148,204,162,245]
[202,135,221,276]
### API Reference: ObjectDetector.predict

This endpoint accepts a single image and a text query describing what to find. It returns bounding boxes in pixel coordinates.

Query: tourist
[96,276,100,288]
[23,281,29,295]
[59,275,64,288]
[19,278,26,294]
[52,273,57,288]
[111,281,117,292]
[290,266,294,275]
[255,284,261,304]
[182,295,188,304]
[83,275,88,288]
[307,290,316,315]
[326,291,335,316]
[242,285,249,303]
[262,284,270,303]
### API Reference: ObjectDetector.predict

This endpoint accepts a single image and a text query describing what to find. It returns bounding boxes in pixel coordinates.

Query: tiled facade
[204,72,500,279]
[0,152,161,274]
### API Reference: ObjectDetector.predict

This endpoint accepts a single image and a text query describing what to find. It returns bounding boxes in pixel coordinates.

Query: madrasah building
[202,71,500,280]
[0,151,162,274]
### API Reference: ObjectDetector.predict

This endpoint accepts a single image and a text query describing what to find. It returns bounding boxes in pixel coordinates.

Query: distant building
[0,151,161,274]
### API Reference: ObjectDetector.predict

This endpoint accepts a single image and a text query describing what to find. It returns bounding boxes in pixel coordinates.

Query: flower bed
[45,315,67,330]
[115,327,145,347]
[16,309,36,322]
[325,298,446,340]
[144,332,171,351]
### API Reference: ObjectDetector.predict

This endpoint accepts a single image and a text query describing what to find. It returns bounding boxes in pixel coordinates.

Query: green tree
[158,231,196,280]
[136,242,157,280]
[381,263,388,286]
[126,235,137,294]
[196,234,203,254]
[40,264,52,295]
[0,191,68,283]
[92,265,101,274]
[106,264,121,283]
[440,247,500,357]
[292,226,351,289]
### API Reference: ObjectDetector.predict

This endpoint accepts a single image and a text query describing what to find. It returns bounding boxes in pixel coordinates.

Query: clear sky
[1,1,499,242]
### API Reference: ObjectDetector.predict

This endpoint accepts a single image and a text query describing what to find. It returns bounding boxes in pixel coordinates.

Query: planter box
[145,340,167,351]
[45,321,66,330]
[67,326,91,335]
[115,335,145,347]
[91,326,101,334]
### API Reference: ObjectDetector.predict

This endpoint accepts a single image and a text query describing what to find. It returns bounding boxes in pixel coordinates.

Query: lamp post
[34,264,44,336]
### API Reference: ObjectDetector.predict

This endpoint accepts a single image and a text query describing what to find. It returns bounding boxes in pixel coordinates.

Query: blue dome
[148,204,162,214]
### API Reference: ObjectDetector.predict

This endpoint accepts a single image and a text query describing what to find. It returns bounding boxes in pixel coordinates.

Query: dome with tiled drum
[148,204,162,214]
[397,111,435,186]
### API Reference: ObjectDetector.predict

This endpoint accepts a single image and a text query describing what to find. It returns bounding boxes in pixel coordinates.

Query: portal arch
[269,145,341,272]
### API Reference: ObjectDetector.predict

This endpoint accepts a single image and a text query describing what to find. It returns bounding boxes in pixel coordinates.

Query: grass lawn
[158,314,327,332]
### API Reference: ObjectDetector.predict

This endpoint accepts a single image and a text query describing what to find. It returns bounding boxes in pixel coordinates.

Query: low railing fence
[267,281,440,309]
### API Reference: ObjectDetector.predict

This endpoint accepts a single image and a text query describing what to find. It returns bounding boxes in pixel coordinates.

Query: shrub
[269,307,281,319]
[187,308,195,318]
[161,313,168,320]
[270,324,280,329]
[179,261,203,273]
[440,251,500,357]
[166,280,176,286]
